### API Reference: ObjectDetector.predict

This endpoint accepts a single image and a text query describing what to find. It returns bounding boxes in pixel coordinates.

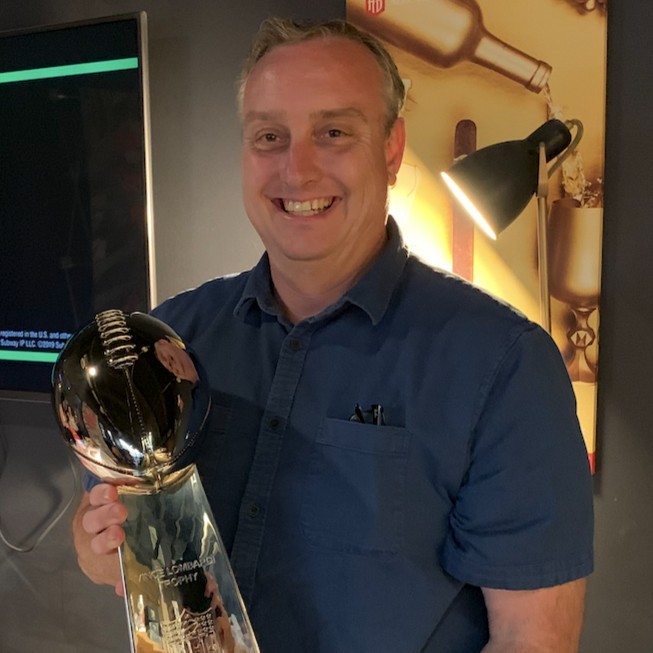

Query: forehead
[242,37,386,116]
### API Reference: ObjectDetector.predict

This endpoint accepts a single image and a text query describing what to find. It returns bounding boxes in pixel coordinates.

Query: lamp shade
[441,119,572,239]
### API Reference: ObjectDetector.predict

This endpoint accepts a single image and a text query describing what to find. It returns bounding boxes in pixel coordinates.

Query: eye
[317,126,353,145]
[247,128,288,151]
[252,132,279,146]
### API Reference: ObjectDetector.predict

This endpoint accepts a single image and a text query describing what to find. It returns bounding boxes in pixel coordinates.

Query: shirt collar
[339,216,408,325]
[234,251,278,319]
[234,216,409,326]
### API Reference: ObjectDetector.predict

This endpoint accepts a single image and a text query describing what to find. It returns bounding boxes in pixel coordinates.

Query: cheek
[350,149,392,199]
[240,167,272,241]
[241,153,275,199]
[241,156,261,215]
[240,154,254,190]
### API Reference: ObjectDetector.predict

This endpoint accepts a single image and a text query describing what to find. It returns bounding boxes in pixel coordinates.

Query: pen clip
[371,404,384,426]
[350,403,385,425]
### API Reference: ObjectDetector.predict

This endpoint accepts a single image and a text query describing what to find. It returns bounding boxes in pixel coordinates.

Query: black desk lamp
[441,118,583,332]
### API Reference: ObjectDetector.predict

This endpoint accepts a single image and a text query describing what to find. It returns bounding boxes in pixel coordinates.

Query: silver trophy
[52,309,259,653]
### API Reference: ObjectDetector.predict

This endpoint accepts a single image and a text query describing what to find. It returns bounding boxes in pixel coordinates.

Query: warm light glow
[440,172,497,241]
[390,153,451,271]
[87,366,98,377]
[388,163,420,226]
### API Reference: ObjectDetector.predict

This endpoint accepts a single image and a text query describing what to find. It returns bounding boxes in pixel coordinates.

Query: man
[73,18,593,652]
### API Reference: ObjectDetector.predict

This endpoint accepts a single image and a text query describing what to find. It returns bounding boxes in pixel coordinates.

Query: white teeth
[282,197,333,215]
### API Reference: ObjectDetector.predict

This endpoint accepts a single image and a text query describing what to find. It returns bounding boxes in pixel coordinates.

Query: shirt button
[269,417,280,429]
[289,338,302,351]
[247,502,261,518]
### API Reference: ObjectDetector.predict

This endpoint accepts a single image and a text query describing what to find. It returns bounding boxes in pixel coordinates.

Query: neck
[270,232,387,324]
[271,266,362,324]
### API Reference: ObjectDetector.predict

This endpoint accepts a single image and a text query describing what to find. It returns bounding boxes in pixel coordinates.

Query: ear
[385,117,406,186]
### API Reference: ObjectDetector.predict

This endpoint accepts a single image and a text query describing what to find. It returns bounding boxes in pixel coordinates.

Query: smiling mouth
[277,197,335,216]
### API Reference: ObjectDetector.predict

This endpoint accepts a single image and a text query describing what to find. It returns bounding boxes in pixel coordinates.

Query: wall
[581,2,653,649]
[0,1,652,651]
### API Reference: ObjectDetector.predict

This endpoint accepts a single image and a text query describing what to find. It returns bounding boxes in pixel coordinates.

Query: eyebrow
[243,107,369,125]
[242,110,283,125]
[315,108,368,123]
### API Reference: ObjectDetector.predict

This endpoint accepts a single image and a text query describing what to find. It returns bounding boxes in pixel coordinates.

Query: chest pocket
[300,417,411,555]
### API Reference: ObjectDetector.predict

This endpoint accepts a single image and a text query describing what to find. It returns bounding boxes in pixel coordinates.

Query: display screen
[0,14,153,395]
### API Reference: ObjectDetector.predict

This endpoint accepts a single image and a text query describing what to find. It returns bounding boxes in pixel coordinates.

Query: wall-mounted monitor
[0,13,155,398]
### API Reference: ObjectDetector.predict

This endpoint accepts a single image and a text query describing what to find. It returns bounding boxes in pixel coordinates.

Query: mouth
[275,197,336,217]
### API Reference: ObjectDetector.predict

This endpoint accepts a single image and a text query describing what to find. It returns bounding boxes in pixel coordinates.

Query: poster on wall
[347,0,607,472]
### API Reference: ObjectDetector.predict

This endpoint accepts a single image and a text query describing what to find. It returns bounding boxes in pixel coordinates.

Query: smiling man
[73,18,593,653]
[239,28,405,323]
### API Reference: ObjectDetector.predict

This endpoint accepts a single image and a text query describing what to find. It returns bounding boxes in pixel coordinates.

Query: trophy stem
[118,465,259,653]
[118,546,138,653]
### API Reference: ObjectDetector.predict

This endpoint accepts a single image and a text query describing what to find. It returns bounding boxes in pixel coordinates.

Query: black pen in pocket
[352,403,366,423]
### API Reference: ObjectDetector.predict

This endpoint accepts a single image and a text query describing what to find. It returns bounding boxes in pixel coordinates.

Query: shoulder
[393,254,571,423]
[152,271,250,338]
[396,253,534,350]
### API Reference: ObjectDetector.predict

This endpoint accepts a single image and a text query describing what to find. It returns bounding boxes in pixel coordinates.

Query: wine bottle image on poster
[348,0,607,472]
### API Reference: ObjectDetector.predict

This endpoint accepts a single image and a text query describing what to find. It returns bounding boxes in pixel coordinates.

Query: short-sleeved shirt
[93,218,594,652]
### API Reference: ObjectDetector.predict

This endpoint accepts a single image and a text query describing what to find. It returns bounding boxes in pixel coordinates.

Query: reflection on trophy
[548,198,602,383]
[52,309,259,653]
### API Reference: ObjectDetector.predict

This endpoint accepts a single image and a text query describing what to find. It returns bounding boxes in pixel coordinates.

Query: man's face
[240,37,405,276]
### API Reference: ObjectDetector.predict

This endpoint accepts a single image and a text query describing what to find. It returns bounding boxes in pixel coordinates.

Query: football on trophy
[51,310,210,489]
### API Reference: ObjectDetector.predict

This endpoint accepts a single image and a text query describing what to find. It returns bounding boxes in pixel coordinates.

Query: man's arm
[72,484,128,596]
[481,579,586,652]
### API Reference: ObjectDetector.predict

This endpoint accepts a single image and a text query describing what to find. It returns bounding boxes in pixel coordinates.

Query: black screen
[0,14,152,394]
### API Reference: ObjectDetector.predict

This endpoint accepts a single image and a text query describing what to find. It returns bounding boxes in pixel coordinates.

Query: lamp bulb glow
[441,172,497,241]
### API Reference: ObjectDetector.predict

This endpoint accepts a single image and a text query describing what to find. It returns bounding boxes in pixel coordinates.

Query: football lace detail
[95,309,138,369]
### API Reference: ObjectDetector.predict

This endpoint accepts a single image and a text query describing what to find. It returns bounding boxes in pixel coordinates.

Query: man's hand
[72,484,128,596]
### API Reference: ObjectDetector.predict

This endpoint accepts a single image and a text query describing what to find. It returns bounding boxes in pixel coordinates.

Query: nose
[282,138,322,188]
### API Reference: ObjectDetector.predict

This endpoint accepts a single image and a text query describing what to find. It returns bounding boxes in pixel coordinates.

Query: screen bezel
[0,12,156,402]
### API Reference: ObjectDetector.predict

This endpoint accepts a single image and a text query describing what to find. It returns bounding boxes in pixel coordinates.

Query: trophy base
[118,466,258,653]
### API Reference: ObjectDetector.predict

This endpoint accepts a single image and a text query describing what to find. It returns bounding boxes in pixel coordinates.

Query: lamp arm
[547,118,584,177]
[536,143,552,333]
[538,118,584,332]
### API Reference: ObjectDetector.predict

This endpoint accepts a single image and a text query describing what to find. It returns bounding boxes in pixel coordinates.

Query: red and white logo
[366,0,385,16]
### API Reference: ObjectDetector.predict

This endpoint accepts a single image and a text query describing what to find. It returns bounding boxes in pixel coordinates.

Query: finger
[82,500,128,536]
[88,483,119,507]
[115,580,125,597]
[90,523,126,555]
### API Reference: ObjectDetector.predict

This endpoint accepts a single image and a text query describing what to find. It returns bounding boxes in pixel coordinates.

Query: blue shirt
[110,219,594,652]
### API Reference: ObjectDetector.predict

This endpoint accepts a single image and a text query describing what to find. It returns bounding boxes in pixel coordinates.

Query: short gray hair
[237,17,405,134]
